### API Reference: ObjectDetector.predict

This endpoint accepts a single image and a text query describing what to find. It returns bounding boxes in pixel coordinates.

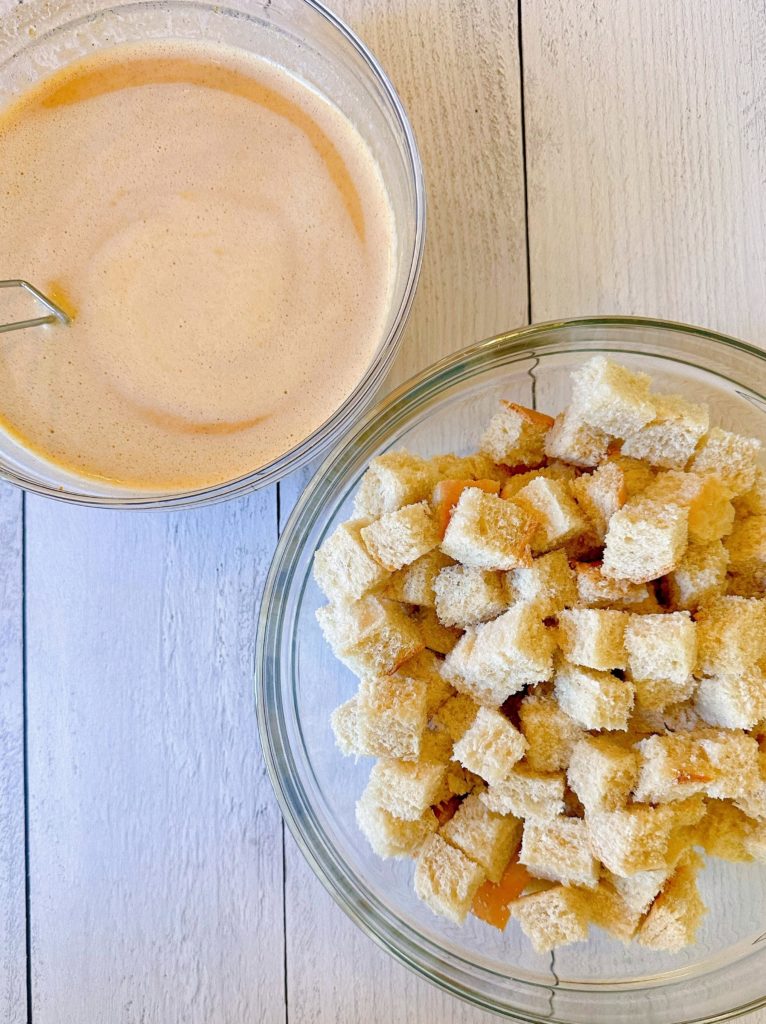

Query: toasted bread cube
[396,650,455,714]
[625,611,696,699]
[667,541,729,611]
[554,660,634,731]
[452,707,527,785]
[726,515,766,578]
[606,454,657,496]
[573,562,654,610]
[557,608,628,671]
[427,451,507,484]
[745,824,766,860]
[411,606,462,655]
[544,408,610,468]
[571,356,655,437]
[602,498,688,583]
[607,864,675,915]
[500,463,577,500]
[513,477,589,553]
[637,851,706,951]
[520,816,599,888]
[414,833,487,924]
[355,788,438,859]
[441,488,537,570]
[694,800,755,861]
[385,549,454,607]
[353,450,435,516]
[431,692,480,742]
[588,803,677,875]
[441,794,522,882]
[689,427,761,497]
[695,596,766,676]
[314,518,391,602]
[567,735,639,812]
[480,401,553,468]
[696,729,761,800]
[356,672,428,761]
[330,696,362,757]
[506,550,577,618]
[433,564,507,629]
[519,693,585,772]
[726,568,766,598]
[316,597,424,678]
[621,394,709,469]
[644,471,735,544]
[481,763,566,820]
[444,604,555,705]
[511,885,589,953]
[360,501,440,572]
[587,880,643,942]
[734,751,766,820]
[695,670,766,731]
[633,733,714,803]
[367,758,448,822]
[632,674,697,713]
[734,467,766,517]
[569,461,627,541]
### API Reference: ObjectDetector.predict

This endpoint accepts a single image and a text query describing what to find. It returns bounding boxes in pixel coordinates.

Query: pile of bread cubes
[313,356,766,954]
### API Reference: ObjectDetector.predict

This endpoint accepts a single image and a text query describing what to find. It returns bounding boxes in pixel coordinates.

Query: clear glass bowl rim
[256,314,766,1024]
[0,0,426,510]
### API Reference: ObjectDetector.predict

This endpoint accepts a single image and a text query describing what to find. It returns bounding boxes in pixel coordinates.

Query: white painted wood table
[2,1,766,1021]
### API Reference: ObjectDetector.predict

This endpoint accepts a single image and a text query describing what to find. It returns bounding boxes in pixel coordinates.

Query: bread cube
[569,461,627,540]
[745,824,766,861]
[637,851,706,952]
[695,670,766,731]
[557,608,628,671]
[355,788,438,859]
[452,707,527,785]
[607,864,676,915]
[567,735,639,812]
[587,880,643,942]
[621,394,709,469]
[431,692,480,741]
[360,501,440,572]
[412,606,462,655]
[519,692,584,772]
[660,700,703,733]
[644,470,735,545]
[726,515,766,578]
[366,758,447,822]
[414,833,487,924]
[441,793,522,882]
[602,497,688,583]
[506,550,577,618]
[395,650,455,714]
[427,451,507,484]
[734,751,766,821]
[695,596,766,676]
[689,427,761,496]
[695,799,755,862]
[479,401,554,468]
[314,518,391,602]
[734,466,766,517]
[356,672,428,761]
[520,816,599,888]
[667,540,728,611]
[440,487,538,570]
[554,659,634,731]
[444,604,555,705]
[588,803,676,875]
[481,763,566,820]
[571,356,655,437]
[433,564,507,628]
[330,696,362,757]
[513,477,589,553]
[385,549,454,607]
[316,597,424,677]
[573,562,654,610]
[544,408,610,468]
[500,462,577,500]
[633,733,714,803]
[696,729,761,800]
[605,454,657,496]
[511,885,589,953]
[624,611,696,703]
[353,450,435,516]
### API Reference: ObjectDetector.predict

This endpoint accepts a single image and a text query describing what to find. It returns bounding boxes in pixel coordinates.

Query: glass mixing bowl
[257,316,766,1024]
[0,0,424,508]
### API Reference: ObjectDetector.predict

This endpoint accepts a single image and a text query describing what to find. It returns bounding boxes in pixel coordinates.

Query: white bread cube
[588,803,676,875]
[606,864,676,916]
[571,356,655,437]
[356,672,428,761]
[557,608,628,671]
[441,487,538,570]
[511,885,589,953]
[660,700,704,733]
[637,850,706,952]
[696,729,761,800]
[355,788,438,859]
[353,450,435,516]
[500,462,577,500]
[621,393,709,469]
[513,477,589,553]
[441,793,522,882]
[573,562,654,610]
[586,879,643,942]
[452,707,527,785]
[396,650,455,714]
[632,674,697,714]
[569,461,627,541]
[314,518,391,602]
[567,735,639,812]
[366,758,447,821]
[330,696,362,757]
[481,763,566,820]
[479,401,554,468]
[519,692,584,772]
[734,466,766,517]
[316,597,424,677]
[603,498,688,583]
[695,596,766,676]
[624,612,697,711]
[431,692,480,742]
[605,454,657,497]
[695,799,756,862]
[544,408,610,468]
[666,541,729,611]
[554,659,634,731]
[644,471,735,544]
[506,550,577,618]
[360,501,440,572]
[385,549,454,607]
[689,427,761,496]
[427,451,507,484]
[433,564,507,628]
[726,515,766,577]
[633,733,714,803]
[412,606,462,655]
[520,816,599,888]
[414,833,487,924]
[695,670,766,731]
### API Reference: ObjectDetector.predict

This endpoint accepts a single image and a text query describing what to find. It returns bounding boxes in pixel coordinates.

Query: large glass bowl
[0,0,424,508]
[257,316,766,1024]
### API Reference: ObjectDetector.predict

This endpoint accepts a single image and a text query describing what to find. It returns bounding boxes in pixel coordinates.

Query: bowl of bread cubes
[256,316,766,1023]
